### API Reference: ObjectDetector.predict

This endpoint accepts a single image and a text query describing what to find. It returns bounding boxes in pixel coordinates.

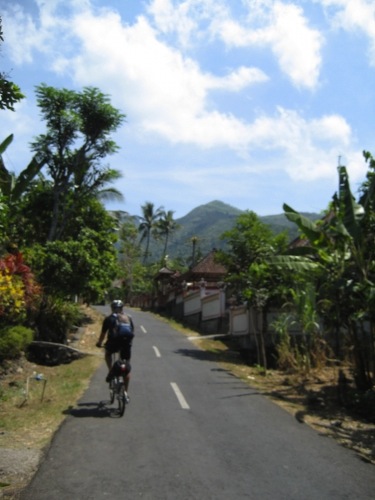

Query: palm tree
[138,202,163,263]
[156,210,180,262]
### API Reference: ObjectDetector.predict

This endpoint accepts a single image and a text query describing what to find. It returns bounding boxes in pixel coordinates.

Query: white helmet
[111,299,124,312]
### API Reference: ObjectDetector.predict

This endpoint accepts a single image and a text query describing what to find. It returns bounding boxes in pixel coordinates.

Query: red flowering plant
[0,252,42,323]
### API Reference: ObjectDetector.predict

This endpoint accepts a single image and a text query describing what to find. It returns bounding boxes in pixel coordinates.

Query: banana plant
[0,134,44,202]
[273,164,375,390]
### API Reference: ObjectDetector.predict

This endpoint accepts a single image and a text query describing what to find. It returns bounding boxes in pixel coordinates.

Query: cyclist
[96,299,134,384]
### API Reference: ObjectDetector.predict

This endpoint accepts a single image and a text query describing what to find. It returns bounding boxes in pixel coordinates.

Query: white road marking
[170,382,190,410]
[140,325,147,333]
[152,346,161,358]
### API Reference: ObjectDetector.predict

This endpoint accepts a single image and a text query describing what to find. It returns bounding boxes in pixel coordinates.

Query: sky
[1,0,375,219]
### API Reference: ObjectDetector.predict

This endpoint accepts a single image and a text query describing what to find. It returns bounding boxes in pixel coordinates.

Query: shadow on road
[174,347,228,362]
[64,401,124,418]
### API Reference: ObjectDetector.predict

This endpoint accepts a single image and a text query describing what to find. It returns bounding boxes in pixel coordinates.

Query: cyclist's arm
[96,317,110,346]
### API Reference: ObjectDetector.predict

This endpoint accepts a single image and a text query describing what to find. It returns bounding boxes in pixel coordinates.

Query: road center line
[170,382,190,410]
[152,346,161,358]
[140,325,147,333]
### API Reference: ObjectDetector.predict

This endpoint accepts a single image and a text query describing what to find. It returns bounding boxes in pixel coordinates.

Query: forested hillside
[120,200,320,264]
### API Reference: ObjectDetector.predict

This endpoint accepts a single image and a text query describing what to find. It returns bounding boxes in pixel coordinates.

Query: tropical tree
[138,202,163,263]
[217,211,289,369]
[30,84,125,241]
[156,210,180,262]
[117,219,142,303]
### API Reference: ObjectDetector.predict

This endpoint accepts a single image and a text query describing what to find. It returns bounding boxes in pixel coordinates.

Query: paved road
[21,307,375,499]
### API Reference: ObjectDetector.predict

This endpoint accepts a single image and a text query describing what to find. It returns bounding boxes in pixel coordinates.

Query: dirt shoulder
[1,308,374,498]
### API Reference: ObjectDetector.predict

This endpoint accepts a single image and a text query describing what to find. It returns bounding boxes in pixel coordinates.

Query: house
[154,249,228,333]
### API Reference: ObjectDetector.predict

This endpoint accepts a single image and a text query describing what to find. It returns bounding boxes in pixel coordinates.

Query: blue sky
[1,0,375,219]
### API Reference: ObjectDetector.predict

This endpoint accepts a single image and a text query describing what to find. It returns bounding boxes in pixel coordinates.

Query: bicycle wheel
[109,378,115,404]
[117,384,126,417]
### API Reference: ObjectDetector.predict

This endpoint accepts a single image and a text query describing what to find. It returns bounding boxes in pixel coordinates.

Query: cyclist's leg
[105,339,119,371]
[105,349,112,370]
[120,340,131,362]
[124,371,131,392]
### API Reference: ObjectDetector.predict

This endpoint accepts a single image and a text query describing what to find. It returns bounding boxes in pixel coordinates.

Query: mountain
[167,200,243,260]
[113,201,320,264]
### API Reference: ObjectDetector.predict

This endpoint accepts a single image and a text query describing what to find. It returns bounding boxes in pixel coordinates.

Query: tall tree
[138,202,163,263]
[30,84,125,241]
[156,210,180,261]
[217,211,289,369]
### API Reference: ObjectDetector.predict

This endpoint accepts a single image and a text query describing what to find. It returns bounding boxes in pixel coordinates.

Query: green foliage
[25,233,118,304]
[0,135,44,201]
[281,162,375,389]
[272,313,297,372]
[34,296,84,343]
[0,78,25,111]
[143,201,319,264]
[0,135,45,250]
[155,210,181,261]
[217,210,289,303]
[31,84,125,241]
[0,325,33,360]
[138,201,164,263]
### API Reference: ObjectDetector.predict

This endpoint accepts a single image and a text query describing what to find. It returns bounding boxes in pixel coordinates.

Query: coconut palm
[138,202,163,263]
[156,210,180,261]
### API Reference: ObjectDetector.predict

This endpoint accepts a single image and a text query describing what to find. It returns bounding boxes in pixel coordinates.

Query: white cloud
[147,0,229,47]
[269,2,324,89]
[2,5,44,64]
[66,11,266,149]
[209,2,324,89]
[41,4,354,180]
[318,0,375,65]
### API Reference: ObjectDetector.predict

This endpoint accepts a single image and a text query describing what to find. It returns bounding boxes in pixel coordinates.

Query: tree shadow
[63,401,124,418]
[312,421,375,463]
[174,348,228,362]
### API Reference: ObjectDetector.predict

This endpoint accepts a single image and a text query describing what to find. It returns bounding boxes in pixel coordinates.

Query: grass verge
[0,355,101,450]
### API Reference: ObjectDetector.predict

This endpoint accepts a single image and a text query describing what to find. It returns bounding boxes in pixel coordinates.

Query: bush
[35,296,85,344]
[0,325,34,360]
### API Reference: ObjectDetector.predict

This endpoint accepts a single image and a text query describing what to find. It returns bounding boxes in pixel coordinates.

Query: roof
[186,249,227,279]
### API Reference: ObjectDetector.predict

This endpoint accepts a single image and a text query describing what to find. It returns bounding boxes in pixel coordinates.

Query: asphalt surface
[20,307,375,499]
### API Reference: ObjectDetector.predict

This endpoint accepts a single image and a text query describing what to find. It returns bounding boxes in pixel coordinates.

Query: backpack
[112,313,133,339]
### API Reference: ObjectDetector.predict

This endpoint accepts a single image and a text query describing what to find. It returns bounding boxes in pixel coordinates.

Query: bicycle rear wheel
[117,384,126,416]
[109,379,115,404]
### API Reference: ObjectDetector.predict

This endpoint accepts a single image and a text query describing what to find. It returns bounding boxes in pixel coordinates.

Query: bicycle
[97,345,130,417]
[108,355,130,417]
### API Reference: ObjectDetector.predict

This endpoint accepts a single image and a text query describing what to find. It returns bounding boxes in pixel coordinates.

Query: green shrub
[0,325,34,360]
[35,296,85,344]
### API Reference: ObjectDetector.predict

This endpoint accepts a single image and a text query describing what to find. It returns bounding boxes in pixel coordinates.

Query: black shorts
[105,339,132,360]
